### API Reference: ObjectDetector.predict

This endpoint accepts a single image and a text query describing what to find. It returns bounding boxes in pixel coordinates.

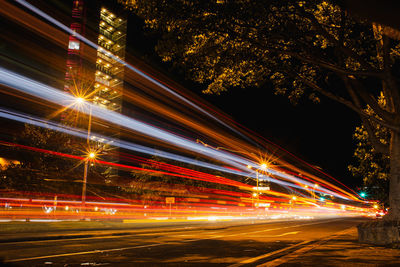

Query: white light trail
[13,0,259,147]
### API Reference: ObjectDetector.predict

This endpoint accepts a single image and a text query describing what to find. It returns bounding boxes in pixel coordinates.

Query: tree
[349,93,390,205]
[122,0,400,219]
[125,155,247,204]
[0,124,109,196]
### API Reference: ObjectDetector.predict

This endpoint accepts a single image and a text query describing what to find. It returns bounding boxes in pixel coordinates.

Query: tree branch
[344,77,390,154]
[347,76,396,124]
[299,8,375,71]
[283,51,383,78]
[296,73,400,132]
[382,35,400,113]
[362,116,390,155]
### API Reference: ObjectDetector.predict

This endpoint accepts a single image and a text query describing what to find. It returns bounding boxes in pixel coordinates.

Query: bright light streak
[13,0,259,147]
[0,70,353,199]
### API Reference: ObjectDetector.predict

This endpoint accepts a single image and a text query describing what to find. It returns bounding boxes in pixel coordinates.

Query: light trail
[0,1,374,220]
[13,0,260,148]
[0,106,355,201]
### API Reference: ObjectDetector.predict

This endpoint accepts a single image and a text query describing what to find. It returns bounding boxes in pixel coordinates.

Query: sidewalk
[269,227,400,266]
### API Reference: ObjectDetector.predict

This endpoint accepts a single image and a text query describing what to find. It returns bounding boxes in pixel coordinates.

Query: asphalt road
[0,217,367,266]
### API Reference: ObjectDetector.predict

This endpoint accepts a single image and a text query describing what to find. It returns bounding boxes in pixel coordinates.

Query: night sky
[125,13,363,189]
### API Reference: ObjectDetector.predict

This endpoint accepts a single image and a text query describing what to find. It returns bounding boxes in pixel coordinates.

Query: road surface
[0,217,367,266]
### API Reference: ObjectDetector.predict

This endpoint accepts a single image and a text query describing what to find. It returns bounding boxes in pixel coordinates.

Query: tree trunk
[358,130,400,245]
[388,130,400,219]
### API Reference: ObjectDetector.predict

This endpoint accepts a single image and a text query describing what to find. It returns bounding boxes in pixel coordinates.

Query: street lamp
[74,96,94,207]
[256,162,268,209]
[82,150,96,206]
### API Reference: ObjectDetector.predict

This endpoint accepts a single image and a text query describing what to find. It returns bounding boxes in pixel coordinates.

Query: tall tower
[64,0,86,116]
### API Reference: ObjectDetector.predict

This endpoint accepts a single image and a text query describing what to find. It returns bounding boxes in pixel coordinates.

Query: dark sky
[125,13,363,188]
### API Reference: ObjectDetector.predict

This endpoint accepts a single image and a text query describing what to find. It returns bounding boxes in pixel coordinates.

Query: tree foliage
[125,155,249,203]
[348,94,390,203]
[0,124,107,194]
[123,1,396,111]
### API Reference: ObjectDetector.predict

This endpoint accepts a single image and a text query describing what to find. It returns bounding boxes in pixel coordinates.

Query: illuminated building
[93,7,126,112]
[65,1,126,113]
[64,0,127,179]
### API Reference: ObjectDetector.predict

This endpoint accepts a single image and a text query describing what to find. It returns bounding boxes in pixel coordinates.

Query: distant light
[373,204,378,209]
[75,97,84,104]
[292,196,297,200]
[260,163,267,170]
[360,192,366,198]
[320,197,325,202]
[89,152,96,159]
[252,193,257,197]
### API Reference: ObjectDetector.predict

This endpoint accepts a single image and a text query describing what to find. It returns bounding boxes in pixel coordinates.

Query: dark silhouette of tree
[125,155,248,204]
[349,93,389,205]
[122,0,400,218]
[0,124,108,196]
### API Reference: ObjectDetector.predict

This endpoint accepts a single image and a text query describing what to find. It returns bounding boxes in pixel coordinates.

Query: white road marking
[270,231,299,237]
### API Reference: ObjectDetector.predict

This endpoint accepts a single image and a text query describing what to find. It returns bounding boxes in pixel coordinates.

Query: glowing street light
[260,163,267,170]
[75,97,85,104]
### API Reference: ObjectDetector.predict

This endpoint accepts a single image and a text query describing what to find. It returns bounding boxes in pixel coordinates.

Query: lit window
[68,40,80,50]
